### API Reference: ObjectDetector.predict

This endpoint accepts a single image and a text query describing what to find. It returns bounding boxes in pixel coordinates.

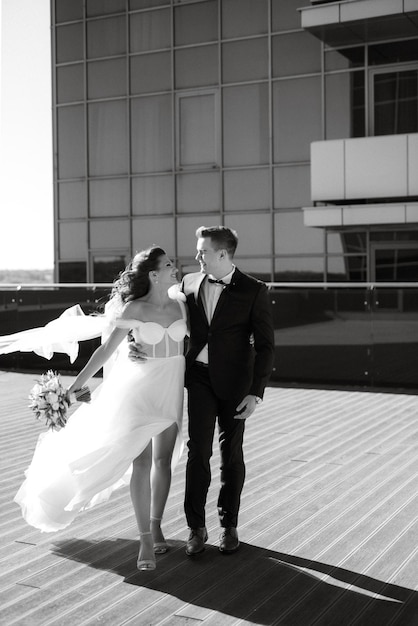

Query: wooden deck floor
[1,370,418,625]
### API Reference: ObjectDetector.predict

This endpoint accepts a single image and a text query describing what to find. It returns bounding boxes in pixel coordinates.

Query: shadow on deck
[1,371,418,625]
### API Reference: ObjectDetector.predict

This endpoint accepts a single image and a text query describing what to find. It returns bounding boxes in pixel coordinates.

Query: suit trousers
[184,362,246,529]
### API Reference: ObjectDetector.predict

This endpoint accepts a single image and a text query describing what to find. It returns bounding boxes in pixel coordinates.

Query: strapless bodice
[136,319,187,345]
[114,318,187,358]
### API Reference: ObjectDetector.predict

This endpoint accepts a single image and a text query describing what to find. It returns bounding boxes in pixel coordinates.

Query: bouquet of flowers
[28,370,91,430]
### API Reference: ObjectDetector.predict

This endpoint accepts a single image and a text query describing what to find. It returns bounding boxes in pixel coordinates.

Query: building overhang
[299,0,418,47]
[303,203,418,228]
[310,133,418,204]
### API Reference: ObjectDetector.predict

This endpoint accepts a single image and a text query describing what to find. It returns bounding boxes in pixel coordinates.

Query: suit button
[208,332,212,337]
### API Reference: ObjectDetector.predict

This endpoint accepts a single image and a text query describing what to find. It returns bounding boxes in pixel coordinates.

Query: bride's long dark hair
[110,246,166,304]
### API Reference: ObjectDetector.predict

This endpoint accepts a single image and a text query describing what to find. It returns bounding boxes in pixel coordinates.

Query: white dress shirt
[196,266,235,365]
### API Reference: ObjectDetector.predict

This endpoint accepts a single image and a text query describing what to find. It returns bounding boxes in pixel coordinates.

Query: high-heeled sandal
[151,516,168,554]
[137,532,156,571]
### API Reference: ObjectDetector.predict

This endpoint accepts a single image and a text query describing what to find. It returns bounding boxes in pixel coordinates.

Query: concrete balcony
[300,0,418,46]
[303,133,418,228]
[311,133,418,202]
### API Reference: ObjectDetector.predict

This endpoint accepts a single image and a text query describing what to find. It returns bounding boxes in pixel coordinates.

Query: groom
[181,226,275,556]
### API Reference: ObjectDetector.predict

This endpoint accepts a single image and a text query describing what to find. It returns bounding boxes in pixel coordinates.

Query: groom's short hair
[196,226,238,258]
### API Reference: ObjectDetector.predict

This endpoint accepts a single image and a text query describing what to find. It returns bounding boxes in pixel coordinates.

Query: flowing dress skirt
[14,349,185,532]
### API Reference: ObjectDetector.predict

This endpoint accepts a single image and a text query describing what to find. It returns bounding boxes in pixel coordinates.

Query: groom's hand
[234,395,257,420]
[127,335,147,363]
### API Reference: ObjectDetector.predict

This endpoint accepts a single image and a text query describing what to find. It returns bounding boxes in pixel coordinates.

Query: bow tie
[208,278,226,285]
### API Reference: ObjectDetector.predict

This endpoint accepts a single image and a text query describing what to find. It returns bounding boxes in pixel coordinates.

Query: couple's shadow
[52,538,417,625]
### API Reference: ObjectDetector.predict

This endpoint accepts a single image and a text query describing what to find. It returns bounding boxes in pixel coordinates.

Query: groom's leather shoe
[185,527,208,556]
[219,527,239,554]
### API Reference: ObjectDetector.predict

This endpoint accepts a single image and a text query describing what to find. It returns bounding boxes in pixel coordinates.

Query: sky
[0,0,53,269]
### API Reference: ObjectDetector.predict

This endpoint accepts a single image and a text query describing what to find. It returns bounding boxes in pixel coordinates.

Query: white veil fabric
[0,304,109,363]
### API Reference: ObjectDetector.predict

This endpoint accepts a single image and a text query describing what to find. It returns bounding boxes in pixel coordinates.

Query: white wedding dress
[5,304,187,532]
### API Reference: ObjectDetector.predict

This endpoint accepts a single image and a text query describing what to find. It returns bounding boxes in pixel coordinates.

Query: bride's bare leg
[150,423,178,548]
[131,443,155,569]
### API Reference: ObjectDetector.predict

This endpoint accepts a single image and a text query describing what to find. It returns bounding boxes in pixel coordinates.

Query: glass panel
[230,257,271,281]
[55,0,83,23]
[56,23,84,63]
[175,46,218,89]
[57,64,84,104]
[224,169,270,211]
[328,255,366,281]
[176,214,221,258]
[272,32,321,78]
[92,254,127,282]
[327,231,344,254]
[177,172,221,213]
[326,255,352,280]
[87,16,126,59]
[86,0,126,16]
[57,105,85,179]
[88,101,128,176]
[59,222,88,258]
[272,0,307,32]
[131,52,171,94]
[273,76,322,163]
[58,261,87,283]
[130,9,171,52]
[371,230,418,242]
[369,40,418,66]
[222,38,268,84]
[274,165,310,209]
[89,179,130,216]
[131,95,172,173]
[224,214,272,256]
[88,58,126,99]
[90,219,130,248]
[174,1,217,46]
[274,256,324,281]
[373,70,418,135]
[325,71,365,139]
[130,0,169,8]
[352,71,366,138]
[132,175,174,215]
[342,232,366,254]
[222,0,268,38]
[59,181,87,218]
[178,93,218,167]
[374,247,418,281]
[223,84,269,166]
[325,47,364,71]
[132,217,175,255]
[274,211,323,255]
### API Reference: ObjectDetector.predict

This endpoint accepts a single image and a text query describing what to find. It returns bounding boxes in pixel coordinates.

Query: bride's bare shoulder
[121,298,146,319]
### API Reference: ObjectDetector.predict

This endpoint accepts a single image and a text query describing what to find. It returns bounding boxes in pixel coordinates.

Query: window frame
[175,88,221,170]
[368,61,418,136]
[89,250,130,283]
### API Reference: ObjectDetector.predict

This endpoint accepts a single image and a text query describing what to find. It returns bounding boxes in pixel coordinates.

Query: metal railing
[1,282,417,391]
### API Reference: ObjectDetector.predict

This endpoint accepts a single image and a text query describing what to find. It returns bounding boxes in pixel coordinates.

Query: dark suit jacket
[181,268,275,402]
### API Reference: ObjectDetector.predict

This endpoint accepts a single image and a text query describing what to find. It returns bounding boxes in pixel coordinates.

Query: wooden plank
[1,372,418,625]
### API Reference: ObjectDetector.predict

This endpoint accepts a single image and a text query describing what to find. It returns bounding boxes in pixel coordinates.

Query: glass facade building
[52,0,418,284]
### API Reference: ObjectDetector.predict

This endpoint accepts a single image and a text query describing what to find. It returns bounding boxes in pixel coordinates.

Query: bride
[11,246,188,572]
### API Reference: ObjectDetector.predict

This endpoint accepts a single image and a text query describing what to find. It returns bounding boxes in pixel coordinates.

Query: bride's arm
[67,324,128,394]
